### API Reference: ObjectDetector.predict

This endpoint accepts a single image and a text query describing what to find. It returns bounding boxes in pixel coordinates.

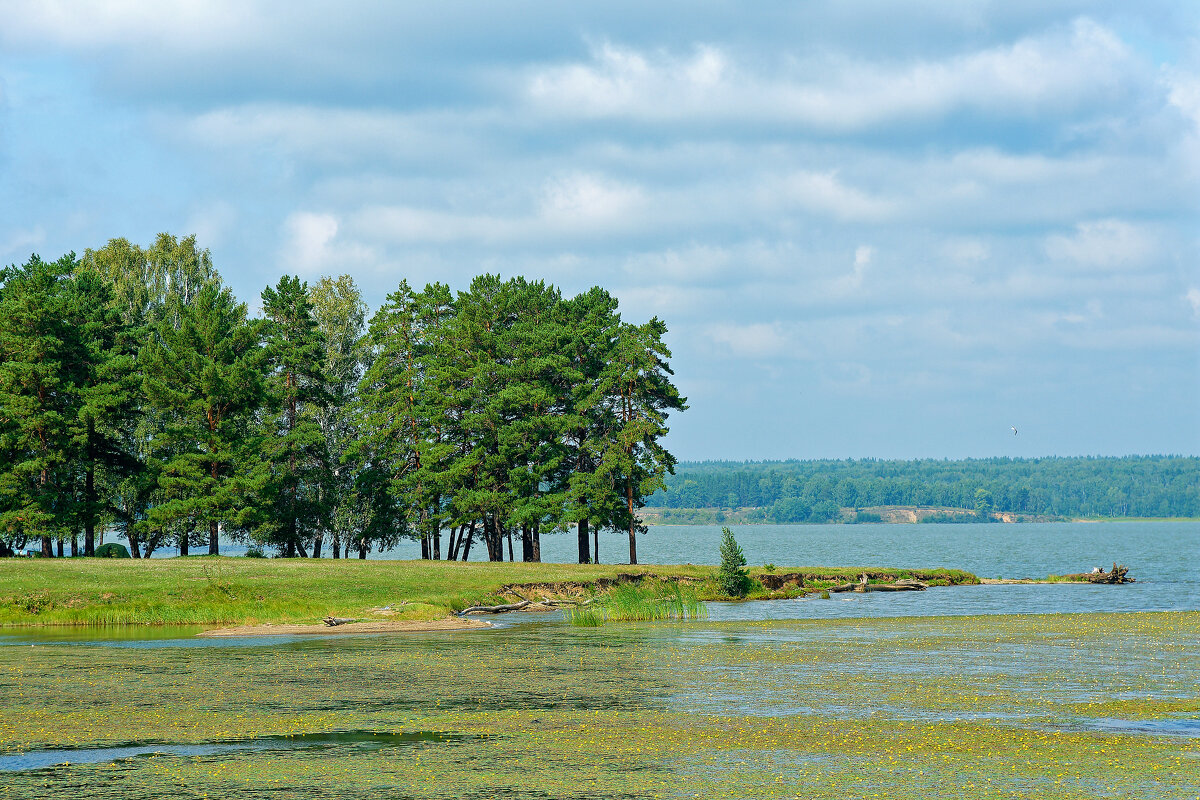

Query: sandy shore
[197,617,491,637]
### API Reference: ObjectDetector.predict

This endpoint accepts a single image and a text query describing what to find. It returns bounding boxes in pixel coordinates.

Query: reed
[566,581,707,626]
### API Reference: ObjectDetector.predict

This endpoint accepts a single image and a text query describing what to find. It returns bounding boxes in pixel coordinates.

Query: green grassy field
[0,558,978,628]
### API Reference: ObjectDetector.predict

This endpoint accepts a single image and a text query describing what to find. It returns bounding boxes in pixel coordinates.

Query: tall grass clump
[565,582,706,626]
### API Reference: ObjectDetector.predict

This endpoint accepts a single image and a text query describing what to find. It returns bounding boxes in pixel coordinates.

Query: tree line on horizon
[647,456,1200,521]
[0,234,685,563]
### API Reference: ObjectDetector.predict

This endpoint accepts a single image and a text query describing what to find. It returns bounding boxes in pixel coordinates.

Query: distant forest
[645,456,1200,521]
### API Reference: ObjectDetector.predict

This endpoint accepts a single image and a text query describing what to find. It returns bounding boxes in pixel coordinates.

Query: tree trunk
[209,519,219,556]
[532,521,541,563]
[84,448,96,556]
[421,534,429,560]
[506,528,514,562]
[484,515,499,561]
[627,479,637,565]
[358,540,368,559]
[128,530,142,559]
[577,518,590,564]
[312,536,323,558]
[331,534,340,559]
[521,523,533,562]
[180,533,189,557]
[461,521,476,561]
[594,528,599,564]
[297,541,308,558]
[56,537,64,558]
[432,528,441,560]
[70,534,78,557]
[447,526,460,561]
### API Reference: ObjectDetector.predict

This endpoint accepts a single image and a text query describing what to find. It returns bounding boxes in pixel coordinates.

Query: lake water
[164,520,1198,578]
[5,522,1198,797]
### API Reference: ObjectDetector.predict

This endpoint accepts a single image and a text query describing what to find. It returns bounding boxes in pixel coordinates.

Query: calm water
[164,520,1198,580]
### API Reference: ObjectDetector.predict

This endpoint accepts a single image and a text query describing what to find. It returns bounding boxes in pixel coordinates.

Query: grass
[0,558,977,628]
[565,582,707,626]
[0,611,1196,798]
[0,558,709,628]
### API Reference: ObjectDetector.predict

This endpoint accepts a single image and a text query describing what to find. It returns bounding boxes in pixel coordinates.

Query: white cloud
[1044,220,1157,271]
[280,211,375,276]
[942,238,989,264]
[707,322,796,360]
[773,171,894,221]
[538,173,646,228]
[1186,288,1200,319]
[1166,70,1200,129]
[0,0,261,50]
[526,19,1137,128]
[350,173,648,245]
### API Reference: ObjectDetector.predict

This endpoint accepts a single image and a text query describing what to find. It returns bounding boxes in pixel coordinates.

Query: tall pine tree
[141,282,265,555]
[253,276,332,557]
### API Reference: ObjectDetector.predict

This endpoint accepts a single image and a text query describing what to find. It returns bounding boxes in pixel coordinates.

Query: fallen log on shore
[829,578,928,593]
[457,600,533,615]
[1061,563,1136,584]
[322,616,357,626]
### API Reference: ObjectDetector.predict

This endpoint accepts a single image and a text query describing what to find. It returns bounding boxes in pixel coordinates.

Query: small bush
[94,543,130,558]
[762,563,776,572]
[820,590,831,599]
[244,545,266,558]
[715,527,749,598]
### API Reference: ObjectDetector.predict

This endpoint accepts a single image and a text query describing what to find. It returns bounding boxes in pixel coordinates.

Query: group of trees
[646,456,1200,520]
[0,235,685,563]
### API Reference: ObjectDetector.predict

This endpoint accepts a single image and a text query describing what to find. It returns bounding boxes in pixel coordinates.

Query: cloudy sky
[2,1,1197,460]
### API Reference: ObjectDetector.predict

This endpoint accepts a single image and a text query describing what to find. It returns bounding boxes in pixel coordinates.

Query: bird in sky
[1011,426,1018,435]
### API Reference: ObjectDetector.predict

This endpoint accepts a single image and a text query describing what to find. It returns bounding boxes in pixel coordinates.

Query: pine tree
[67,267,140,556]
[716,526,749,597]
[141,282,265,555]
[253,276,332,556]
[605,318,687,565]
[0,254,85,556]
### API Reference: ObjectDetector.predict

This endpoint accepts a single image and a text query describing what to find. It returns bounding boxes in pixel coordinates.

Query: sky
[1,1,1197,461]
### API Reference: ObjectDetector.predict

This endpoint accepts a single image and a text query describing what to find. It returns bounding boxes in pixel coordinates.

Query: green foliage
[715,526,749,597]
[565,581,706,626]
[250,275,333,557]
[141,280,266,555]
[6,239,687,563]
[93,542,130,558]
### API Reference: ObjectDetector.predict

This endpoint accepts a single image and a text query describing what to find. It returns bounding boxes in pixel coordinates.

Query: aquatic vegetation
[565,582,708,625]
[0,611,1195,798]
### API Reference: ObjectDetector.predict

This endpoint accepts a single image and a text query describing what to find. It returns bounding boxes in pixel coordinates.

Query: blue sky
[2,1,1197,460]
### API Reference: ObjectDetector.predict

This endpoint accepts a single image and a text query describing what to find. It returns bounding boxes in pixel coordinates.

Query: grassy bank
[0,558,978,628]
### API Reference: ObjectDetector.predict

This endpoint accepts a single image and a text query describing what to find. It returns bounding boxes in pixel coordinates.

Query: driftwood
[829,576,927,593]
[458,600,533,615]
[322,616,357,627]
[1060,563,1135,584]
[1087,563,1135,584]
